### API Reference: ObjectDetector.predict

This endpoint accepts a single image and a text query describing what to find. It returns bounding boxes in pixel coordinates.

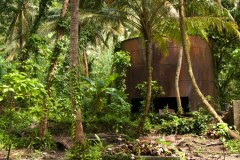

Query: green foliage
[66,135,103,160]
[25,34,51,56]
[91,49,114,79]
[112,50,131,91]
[32,133,56,150]
[211,32,240,109]
[135,81,165,113]
[156,110,212,135]
[0,107,38,149]
[56,17,70,34]
[224,139,240,154]
[136,81,165,99]
[0,56,13,79]
[211,123,231,142]
[0,70,45,102]
[0,70,46,150]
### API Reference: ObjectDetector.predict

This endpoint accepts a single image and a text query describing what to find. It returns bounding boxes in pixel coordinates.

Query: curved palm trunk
[136,41,152,137]
[179,0,239,139]
[175,47,183,114]
[70,0,85,144]
[39,0,69,138]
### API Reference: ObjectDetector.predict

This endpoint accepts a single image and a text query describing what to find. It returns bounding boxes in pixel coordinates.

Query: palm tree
[100,0,179,136]
[3,0,36,61]
[179,0,239,139]
[78,0,125,78]
[110,0,239,135]
[69,0,85,144]
[39,0,70,138]
[19,0,52,63]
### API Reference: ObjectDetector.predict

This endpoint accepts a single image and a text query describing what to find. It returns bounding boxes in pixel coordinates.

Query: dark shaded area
[56,142,66,151]
[131,97,189,113]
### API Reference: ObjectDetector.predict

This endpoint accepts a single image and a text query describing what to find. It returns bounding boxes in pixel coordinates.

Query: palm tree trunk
[179,0,239,139]
[175,47,183,114]
[70,0,85,144]
[136,41,152,137]
[75,108,85,143]
[39,0,69,138]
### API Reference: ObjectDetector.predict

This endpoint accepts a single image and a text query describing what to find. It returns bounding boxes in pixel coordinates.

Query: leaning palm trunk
[175,47,183,114]
[136,41,152,137]
[39,0,69,138]
[69,0,85,144]
[179,0,239,139]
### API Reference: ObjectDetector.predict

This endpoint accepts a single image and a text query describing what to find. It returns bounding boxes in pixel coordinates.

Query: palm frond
[153,34,169,57]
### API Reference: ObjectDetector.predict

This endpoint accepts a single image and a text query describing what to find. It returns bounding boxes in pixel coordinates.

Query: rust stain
[121,36,216,111]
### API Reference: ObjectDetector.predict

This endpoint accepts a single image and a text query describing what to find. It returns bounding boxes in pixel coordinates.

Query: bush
[32,133,56,150]
[66,135,103,160]
[155,111,212,135]
[224,139,240,154]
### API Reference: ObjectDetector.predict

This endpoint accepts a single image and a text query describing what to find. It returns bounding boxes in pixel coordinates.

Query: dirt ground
[1,134,240,160]
[165,134,240,160]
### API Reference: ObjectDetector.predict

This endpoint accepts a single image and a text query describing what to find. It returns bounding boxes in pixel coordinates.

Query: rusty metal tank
[121,36,216,112]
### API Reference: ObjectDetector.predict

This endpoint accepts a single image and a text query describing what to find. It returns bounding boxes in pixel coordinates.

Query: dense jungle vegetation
[0,0,240,159]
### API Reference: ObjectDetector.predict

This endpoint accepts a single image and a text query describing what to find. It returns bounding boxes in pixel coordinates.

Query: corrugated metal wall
[121,36,216,111]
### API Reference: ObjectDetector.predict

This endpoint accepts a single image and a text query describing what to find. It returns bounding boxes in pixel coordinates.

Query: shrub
[155,111,212,135]
[66,135,103,160]
[224,139,240,154]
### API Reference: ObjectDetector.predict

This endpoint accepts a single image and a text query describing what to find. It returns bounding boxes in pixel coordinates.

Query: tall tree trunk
[179,0,239,139]
[175,47,183,114]
[136,41,152,137]
[69,0,85,144]
[39,0,69,138]
[82,48,89,77]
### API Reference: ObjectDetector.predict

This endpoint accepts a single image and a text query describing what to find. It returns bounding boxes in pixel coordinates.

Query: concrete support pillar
[233,100,240,131]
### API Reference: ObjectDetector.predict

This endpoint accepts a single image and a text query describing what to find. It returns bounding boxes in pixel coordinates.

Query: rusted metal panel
[121,36,216,111]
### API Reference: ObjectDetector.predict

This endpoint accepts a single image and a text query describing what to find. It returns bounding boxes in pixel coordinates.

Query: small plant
[112,50,131,92]
[32,133,56,150]
[157,110,212,135]
[66,135,104,160]
[224,139,240,154]
[210,123,231,142]
[135,81,165,114]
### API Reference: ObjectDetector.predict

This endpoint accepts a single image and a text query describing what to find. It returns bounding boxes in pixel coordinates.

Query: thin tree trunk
[70,0,85,144]
[39,0,69,138]
[19,10,23,50]
[179,0,239,139]
[136,41,152,137]
[175,47,183,114]
[6,143,11,160]
[82,48,89,77]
